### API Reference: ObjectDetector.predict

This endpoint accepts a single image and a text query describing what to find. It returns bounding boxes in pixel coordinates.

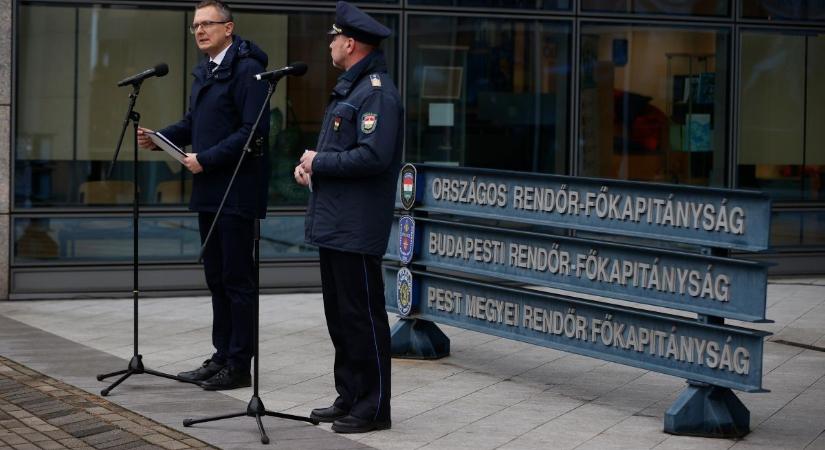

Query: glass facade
[582,0,729,17]
[405,16,570,173]
[579,24,729,186]
[9,0,825,295]
[741,0,825,22]
[738,29,825,201]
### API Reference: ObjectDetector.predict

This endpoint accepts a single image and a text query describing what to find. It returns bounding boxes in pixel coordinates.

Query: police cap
[328,1,391,46]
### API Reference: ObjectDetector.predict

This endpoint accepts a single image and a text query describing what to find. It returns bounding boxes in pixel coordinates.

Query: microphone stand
[182,77,318,444]
[96,81,201,395]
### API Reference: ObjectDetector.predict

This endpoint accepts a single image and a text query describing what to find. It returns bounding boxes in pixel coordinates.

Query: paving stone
[12,443,40,450]
[20,417,48,428]
[19,431,50,442]
[42,430,71,440]
[61,420,102,434]
[82,430,129,446]
[0,433,26,445]
[141,434,172,445]
[57,437,89,449]
[48,414,94,427]
[103,436,148,449]
[37,440,69,450]
[69,425,115,439]
[155,440,188,450]
[99,439,147,450]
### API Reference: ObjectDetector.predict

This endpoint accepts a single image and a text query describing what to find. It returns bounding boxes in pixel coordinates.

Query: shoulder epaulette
[369,73,382,89]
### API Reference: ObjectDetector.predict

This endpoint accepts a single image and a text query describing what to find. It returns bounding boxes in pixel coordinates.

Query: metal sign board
[406,164,771,251]
[384,266,768,393]
[387,218,768,322]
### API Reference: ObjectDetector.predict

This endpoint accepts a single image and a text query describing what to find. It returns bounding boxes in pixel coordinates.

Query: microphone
[254,62,308,81]
[117,63,169,87]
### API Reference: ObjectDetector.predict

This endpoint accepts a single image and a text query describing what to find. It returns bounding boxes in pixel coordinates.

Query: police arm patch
[360,112,378,134]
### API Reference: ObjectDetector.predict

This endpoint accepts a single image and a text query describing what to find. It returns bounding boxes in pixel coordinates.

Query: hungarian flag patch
[360,112,378,134]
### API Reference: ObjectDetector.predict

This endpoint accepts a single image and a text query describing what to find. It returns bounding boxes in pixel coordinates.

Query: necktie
[206,61,218,78]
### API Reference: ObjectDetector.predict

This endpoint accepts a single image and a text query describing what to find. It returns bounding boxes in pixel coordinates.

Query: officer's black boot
[331,415,391,433]
[310,405,348,423]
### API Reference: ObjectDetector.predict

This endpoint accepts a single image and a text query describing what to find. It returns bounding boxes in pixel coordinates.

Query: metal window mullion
[730,22,740,189]
[570,16,580,177]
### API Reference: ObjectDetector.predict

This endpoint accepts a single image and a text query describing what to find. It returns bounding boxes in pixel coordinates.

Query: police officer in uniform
[294,1,401,434]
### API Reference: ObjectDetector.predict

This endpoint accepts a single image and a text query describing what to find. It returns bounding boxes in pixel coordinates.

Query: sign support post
[391,164,450,359]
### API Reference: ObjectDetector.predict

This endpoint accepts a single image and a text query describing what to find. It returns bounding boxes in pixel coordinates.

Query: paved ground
[0,355,213,450]
[0,278,824,449]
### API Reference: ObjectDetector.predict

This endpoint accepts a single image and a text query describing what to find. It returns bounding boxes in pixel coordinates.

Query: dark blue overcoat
[305,50,403,256]
[160,36,270,219]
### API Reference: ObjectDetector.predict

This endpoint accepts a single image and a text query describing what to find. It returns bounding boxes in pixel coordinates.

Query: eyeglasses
[189,20,230,34]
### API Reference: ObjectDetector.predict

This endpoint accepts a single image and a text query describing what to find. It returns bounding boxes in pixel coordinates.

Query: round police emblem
[360,112,378,134]
[396,268,414,317]
[399,216,416,265]
[400,164,417,210]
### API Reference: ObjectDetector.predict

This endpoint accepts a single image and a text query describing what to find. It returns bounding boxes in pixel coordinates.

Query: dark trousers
[319,247,391,422]
[199,212,255,373]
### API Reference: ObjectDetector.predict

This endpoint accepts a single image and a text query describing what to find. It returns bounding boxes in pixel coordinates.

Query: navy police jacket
[305,50,403,256]
[160,36,270,219]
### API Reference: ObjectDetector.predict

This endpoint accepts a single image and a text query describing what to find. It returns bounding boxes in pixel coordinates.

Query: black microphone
[117,63,169,87]
[254,62,308,81]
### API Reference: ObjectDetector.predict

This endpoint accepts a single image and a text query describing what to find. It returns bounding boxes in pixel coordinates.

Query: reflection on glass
[579,24,729,186]
[16,5,189,208]
[738,31,825,201]
[16,5,398,209]
[290,0,398,2]
[582,0,728,16]
[13,215,316,264]
[406,16,570,173]
[408,0,570,10]
[770,210,825,247]
[742,0,825,21]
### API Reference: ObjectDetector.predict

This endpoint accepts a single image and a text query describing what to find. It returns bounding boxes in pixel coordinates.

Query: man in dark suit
[138,0,269,391]
[295,1,402,434]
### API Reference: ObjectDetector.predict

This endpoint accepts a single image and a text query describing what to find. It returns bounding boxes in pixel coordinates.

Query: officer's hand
[293,165,309,186]
[137,127,157,150]
[184,153,203,174]
[299,150,317,175]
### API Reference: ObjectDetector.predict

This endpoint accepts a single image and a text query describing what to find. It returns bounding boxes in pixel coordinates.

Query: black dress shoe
[177,359,225,383]
[309,405,348,423]
[200,366,251,391]
[331,415,391,434]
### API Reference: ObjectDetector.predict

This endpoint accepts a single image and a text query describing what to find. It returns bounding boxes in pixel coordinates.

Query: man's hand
[293,165,310,186]
[137,127,157,150]
[299,150,317,175]
[184,153,203,174]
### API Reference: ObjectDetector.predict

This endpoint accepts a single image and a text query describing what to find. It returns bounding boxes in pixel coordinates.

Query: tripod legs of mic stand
[97,97,201,397]
[97,355,201,397]
[183,395,319,445]
[184,83,318,444]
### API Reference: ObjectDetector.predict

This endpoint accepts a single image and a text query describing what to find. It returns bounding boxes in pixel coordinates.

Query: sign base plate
[664,381,750,438]
[390,318,450,359]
